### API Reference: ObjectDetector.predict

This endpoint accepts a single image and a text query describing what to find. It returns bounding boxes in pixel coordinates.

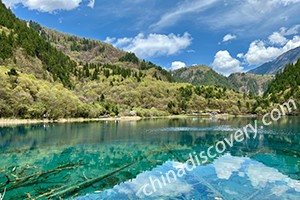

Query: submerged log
[48,161,137,199]
[48,146,190,199]
[0,162,82,191]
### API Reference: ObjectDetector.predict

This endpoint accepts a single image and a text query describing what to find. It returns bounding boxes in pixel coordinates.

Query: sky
[3,0,300,76]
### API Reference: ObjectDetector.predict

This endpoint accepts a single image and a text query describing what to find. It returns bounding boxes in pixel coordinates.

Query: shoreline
[0,114,258,127]
[0,116,142,127]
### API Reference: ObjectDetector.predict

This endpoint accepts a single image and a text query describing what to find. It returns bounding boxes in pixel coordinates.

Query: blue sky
[3,0,300,75]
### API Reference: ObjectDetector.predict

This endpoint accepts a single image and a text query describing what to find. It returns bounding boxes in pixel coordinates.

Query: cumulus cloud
[242,40,283,65]
[283,35,300,50]
[215,25,300,72]
[3,0,87,12]
[104,37,116,44]
[268,25,300,45]
[171,61,186,70]
[106,32,192,58]
[223,34,237,42]
[268,32,288,45]
[240,26,300,65]
[212,50,243,76]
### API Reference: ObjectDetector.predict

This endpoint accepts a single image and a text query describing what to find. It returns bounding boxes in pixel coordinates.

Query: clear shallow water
[76,155,300,200]
[0,117,299,199]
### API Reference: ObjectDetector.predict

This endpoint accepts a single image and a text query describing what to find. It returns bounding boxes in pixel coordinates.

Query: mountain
[228,73,274,96]
[172,66,273,96]
[32,24,126,66]
[248,58,300,115]
[249,46,300,75]
[172,65,236,89]
[27,21,175,82]
[265,59,300,105]
[0,0,256,119]
[0,2,77,87]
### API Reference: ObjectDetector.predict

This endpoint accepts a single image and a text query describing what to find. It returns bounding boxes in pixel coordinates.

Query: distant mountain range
[172,65,274,96]
[249,46,300,75]
[174,46,300,96]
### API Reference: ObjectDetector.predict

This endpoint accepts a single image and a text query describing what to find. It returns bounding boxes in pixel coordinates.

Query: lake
[0,117,299,199]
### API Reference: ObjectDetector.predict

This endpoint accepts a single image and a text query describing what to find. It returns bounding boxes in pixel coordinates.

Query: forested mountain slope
[0,0,256,118]
[31,24,126,66]
[172,65,236,89]
[172,65,273,96]
[265,59,300,105]
[228,73,274,96]
[0,2,76,87]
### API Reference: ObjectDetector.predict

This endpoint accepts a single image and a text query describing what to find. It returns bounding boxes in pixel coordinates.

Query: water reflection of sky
[76,154,300,200]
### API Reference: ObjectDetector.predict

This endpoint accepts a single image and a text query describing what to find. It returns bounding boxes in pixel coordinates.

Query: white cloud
[212,50,243,76]
[223,34,237,42]
[104,37,116,44]
[282,35,300,51]
[151,0,218,30]
[241,33,300,65]
[217,25,300,70]
[3,0,84,12]
[268,32,288,45]
[268,25,300,45]
[279,25,300,36]
[237,53,244,58]
[107,32,192,58]
[171,61,186,70]
[87,0,95,8]
[242,40,284,65]
[114,37,132,47]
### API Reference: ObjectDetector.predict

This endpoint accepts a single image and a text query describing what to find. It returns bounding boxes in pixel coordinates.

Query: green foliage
[140,60,175,82]
[7,68,18,76]
[0,66,107,118]
[0,31,14,60]
[228,73,274,96]
[69,38,97,52]
[0,1,260,118]
[179,86,193,100]
[103,64,132,78]
[119,52,139,64]
[0,64,256,118]
[133,107,168,117]
[0,1,76,87]
[173,66,236,89]
[91,66,99,80]
[99,94,105,102]
[265,59,300,103]
[251,97,271,114]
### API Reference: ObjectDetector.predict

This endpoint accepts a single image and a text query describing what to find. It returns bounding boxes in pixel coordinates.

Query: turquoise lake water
[0,117,299,199]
